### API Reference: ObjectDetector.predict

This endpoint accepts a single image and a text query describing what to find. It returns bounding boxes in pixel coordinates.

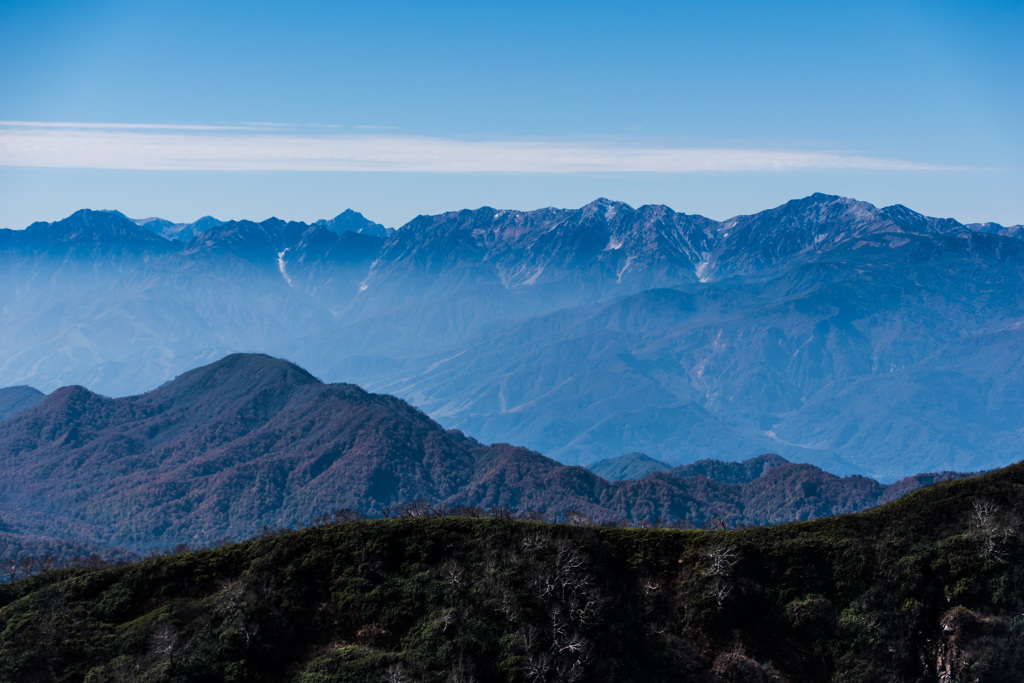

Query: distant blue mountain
[1,194,1021,479]
[314,209,391,239]
[132,209,389,243]
[588,452,671,480]
[0,385,45,423]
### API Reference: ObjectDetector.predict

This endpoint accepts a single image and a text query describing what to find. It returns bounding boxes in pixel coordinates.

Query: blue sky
[0,0,1021,228]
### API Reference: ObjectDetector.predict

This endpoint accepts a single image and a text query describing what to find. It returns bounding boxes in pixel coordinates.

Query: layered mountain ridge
[1,194,1022,479]
[0,354,972,554]
[2,456,1021,680]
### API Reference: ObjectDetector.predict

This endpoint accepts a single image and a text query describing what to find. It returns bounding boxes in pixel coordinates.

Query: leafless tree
[444,653,477,683]
[563,510,593,526]
[82,553,109,570]
[150,622,180,669]
[383,663,410,683]
[521,533,547,553]
[333,508,363,522]
[972,499,1019,560]
[520,509,548,522]
[521,652,552,682]
[400,500,433,518]
[553,630,589,656]
[448,506,483,517]
[705,516,730,530]
[495,586,519,621]
[702,543,741,606]
[437,608,456,633]
[18,555,37,577]
[490,506,513,520]
[38,554,57,573]
[703,544,740,579]
[554,657,588,683]
[518,624,543,658]
[639,573,661,596]
[444,561,465,587]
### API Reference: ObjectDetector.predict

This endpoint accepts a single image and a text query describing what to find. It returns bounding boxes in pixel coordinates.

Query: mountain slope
[0,354,980,553]
[1,462,1021,681]
[367,230,1024,479]
[0,354,484,549]
[0,386,44,423]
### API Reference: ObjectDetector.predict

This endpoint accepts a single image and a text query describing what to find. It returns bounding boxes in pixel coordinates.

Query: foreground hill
[1,462,1021,681]
[2,195,1023,478]
[0,354,973,554]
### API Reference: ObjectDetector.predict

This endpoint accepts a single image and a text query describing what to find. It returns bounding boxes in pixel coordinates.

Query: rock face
[0,354,972,552]
[1,194,1023,479]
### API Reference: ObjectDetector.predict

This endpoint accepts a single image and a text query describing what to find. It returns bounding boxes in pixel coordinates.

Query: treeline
[0,502,712,585]
[333,501,707,527]
[0,472,990,586]
[4,553,112,582]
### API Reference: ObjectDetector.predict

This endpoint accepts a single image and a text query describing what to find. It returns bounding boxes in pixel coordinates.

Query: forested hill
[1,461,1021,681]
[0,354,974,555]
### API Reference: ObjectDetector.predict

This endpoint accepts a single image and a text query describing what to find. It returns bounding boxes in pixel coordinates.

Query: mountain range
[1,194,1022,479]
[0,354,973,556]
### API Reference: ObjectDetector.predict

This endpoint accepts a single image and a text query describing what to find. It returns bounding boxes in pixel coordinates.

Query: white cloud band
[0,121,965,173]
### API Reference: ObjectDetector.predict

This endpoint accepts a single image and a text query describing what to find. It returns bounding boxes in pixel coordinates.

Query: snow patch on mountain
[277,250,293,286]
[605,235,624,250]
[695,256,714,283]
[616,257,634,282]
[522,267,545,286]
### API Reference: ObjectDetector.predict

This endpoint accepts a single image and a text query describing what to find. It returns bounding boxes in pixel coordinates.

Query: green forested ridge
[1,462,1022,682]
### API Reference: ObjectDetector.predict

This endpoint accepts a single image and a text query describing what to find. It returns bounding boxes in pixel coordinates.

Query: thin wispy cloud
[0,121,969,173]
[0,121,259,131]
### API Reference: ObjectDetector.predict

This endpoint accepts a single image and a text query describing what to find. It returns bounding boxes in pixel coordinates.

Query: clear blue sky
[0,0,1021,228]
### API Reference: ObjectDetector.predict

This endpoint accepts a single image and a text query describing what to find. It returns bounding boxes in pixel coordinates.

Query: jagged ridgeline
[3,195,1024,480]
[1,463,1021,681]
[0,354,972,558]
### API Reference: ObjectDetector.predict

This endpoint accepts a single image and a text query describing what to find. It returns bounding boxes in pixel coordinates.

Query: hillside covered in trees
[0,354,972,559]
[1,461,1021,681]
